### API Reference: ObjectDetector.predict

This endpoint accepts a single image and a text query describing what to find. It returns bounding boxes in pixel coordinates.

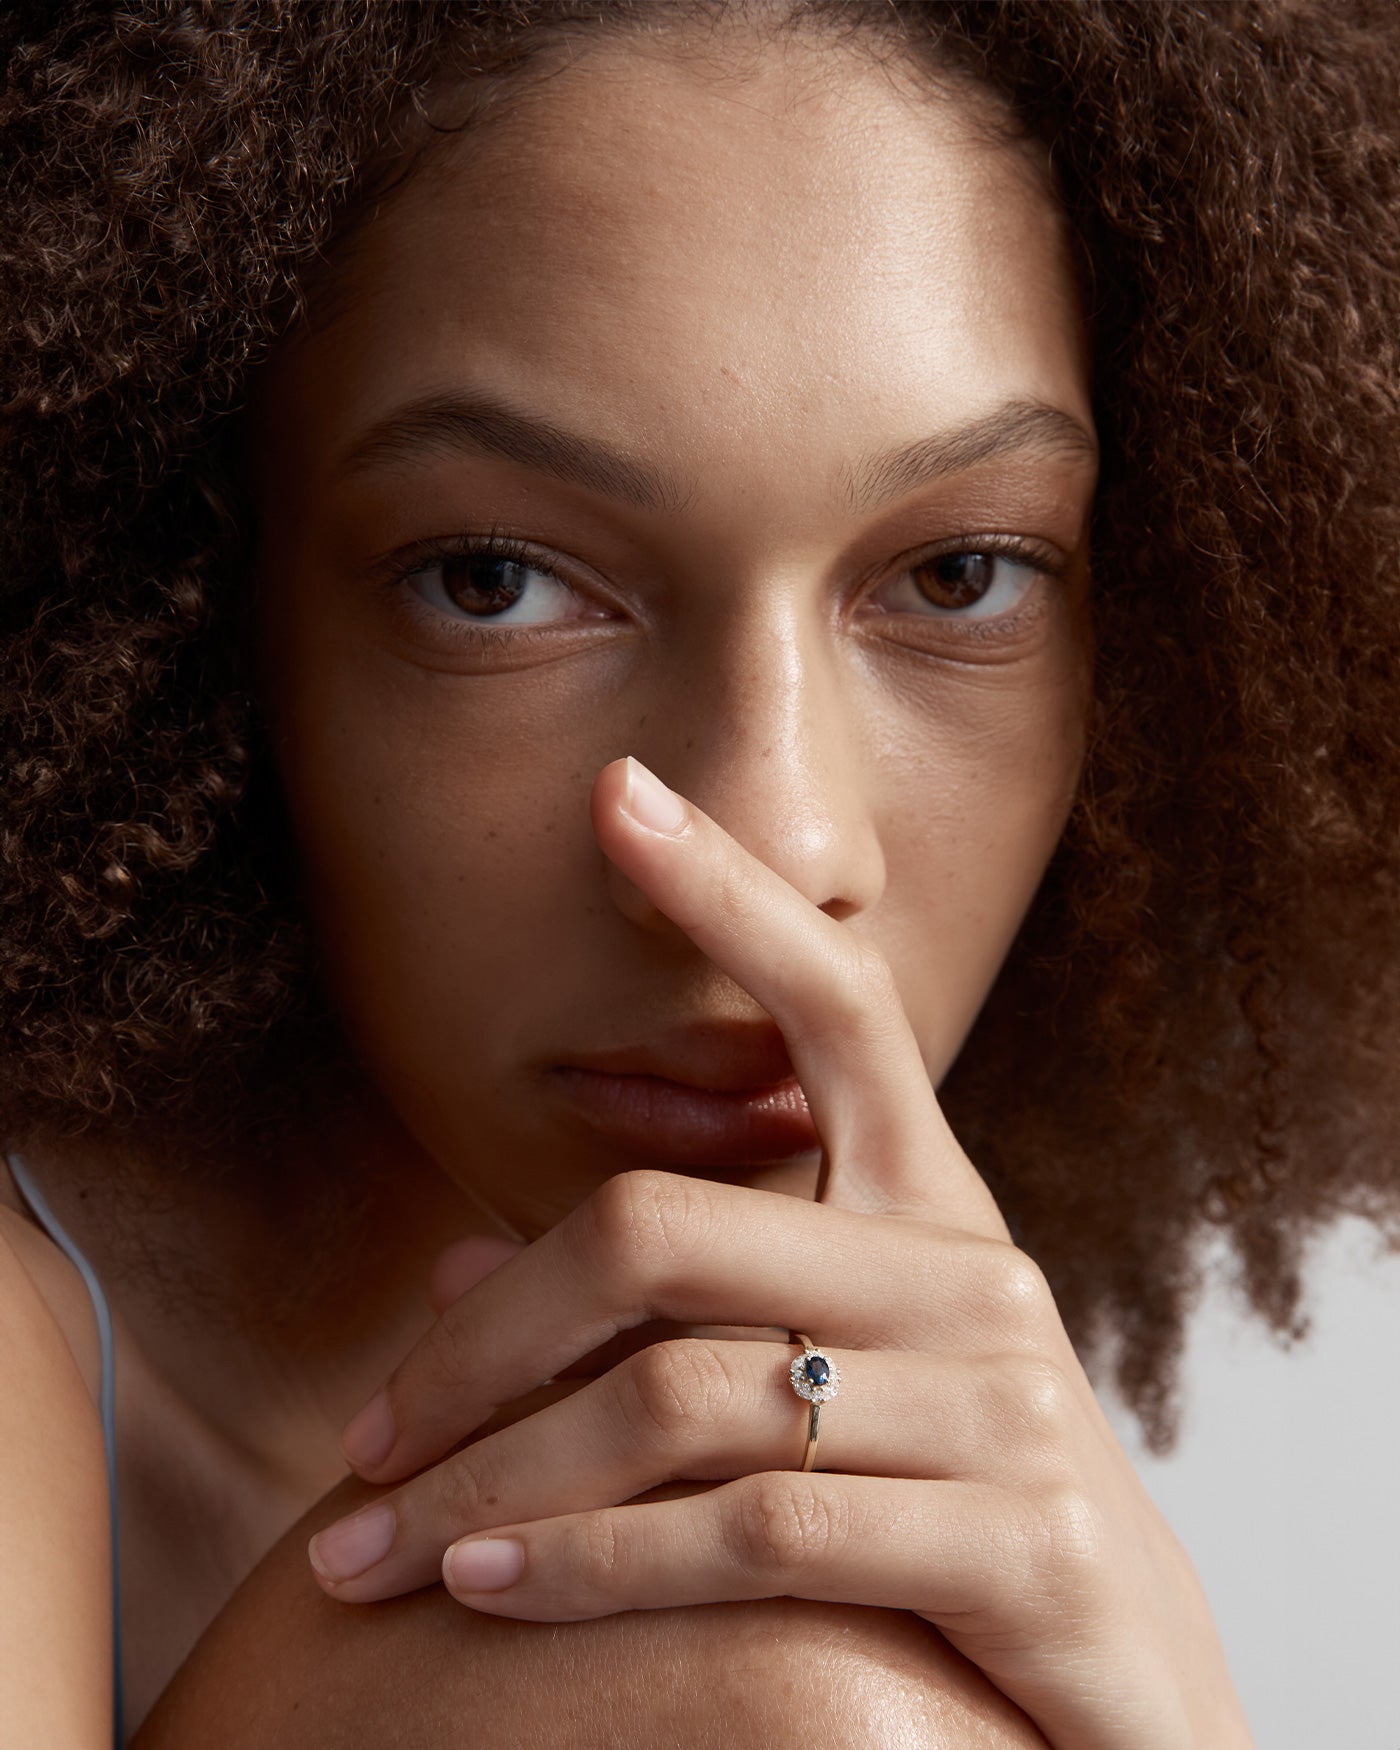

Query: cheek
[258,554,1091,1161]
[881,635,1091,1080]
[259,607,599,1088]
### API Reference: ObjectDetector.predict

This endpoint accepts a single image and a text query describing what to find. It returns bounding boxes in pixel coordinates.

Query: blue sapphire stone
[804,1353,831,1387]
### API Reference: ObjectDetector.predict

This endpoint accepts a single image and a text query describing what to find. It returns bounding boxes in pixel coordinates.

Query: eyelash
[377,531,563,650]
[377,527,1069,649]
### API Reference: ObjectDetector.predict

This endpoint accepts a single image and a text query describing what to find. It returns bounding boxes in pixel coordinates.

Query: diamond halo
[789,1346,841,1404]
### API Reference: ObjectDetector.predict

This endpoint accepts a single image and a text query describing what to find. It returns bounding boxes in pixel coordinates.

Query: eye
[881,545,1057,623]
[400,535,589,629]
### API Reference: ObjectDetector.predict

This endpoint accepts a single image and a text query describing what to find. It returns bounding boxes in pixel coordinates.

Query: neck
[17,1085,499,1500]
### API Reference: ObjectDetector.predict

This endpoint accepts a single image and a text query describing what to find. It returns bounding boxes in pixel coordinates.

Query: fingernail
[445,1537,526,1593]
[308,1503,396,1583]
[341,1391,396,1471]
[623,756,687,835]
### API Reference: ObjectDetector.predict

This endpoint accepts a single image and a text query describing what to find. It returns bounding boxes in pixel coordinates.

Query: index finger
[596,756,1010,1241]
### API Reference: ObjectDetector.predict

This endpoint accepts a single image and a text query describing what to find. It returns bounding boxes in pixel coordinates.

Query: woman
[2,1,1396,1743]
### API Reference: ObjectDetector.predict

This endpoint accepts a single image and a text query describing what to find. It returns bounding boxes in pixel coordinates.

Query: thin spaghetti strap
[5,1151,125,1750]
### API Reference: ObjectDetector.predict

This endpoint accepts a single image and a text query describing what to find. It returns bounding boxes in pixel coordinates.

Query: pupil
[440,555,529,616]
[920,552,995,609]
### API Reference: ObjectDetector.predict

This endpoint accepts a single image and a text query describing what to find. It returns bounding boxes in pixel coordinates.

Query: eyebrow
[336,391,684,512]
[844,399,1099,512]
[334,388,1098,513]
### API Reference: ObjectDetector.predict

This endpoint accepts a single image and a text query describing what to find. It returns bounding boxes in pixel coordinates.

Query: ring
[788,1331,841,1472]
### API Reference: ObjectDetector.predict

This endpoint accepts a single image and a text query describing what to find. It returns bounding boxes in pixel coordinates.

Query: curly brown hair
[2,0,1398,1452]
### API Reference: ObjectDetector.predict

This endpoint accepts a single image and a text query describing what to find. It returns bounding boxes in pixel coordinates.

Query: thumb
[426,1234,526,1315]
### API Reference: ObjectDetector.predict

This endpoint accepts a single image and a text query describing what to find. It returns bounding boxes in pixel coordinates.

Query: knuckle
[588,1168,668,1256]
[712,854,754,934]
[827,938,898,1034]
[975,1245,1054,1342]
[991,1352,1076,1454]
[849,937,900,1007]
[1028,1482,1108,1602]
[437,1451,493,1526]
[576,1508,626,1585]
[624,1339,734,1450]
[584,1168,704,1291]
[420,1312,479,1400]
[730,1472,840,1578]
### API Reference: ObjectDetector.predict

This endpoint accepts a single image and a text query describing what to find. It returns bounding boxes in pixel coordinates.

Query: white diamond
[790,1349,840,1403]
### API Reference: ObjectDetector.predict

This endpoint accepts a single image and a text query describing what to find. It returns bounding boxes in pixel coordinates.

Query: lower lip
[545,1068,821,1167]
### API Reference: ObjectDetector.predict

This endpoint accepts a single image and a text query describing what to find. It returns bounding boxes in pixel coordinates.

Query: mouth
[543,1066,821,1168]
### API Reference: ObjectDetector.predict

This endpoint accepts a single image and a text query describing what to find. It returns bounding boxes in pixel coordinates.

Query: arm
[314,771,1252,1747]
[136,1474,1050,1748]
[0,1218,113,1748]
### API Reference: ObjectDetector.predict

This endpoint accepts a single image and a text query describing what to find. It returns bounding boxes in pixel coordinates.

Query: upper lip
[555,1022,798,1093]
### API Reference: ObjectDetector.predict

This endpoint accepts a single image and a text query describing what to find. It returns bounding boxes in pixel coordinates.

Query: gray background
[1097,1216,1400,1748]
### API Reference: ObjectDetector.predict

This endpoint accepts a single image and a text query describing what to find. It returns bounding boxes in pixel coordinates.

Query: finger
[338,1171,1027,1479]
[426,1237,525,1316]
[593,756,1008,1237]
[437,1471,1031,1626]
[309,1338,1074,1602]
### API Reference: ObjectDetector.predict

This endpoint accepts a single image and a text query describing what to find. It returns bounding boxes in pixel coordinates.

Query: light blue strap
[6,1151,125,1749]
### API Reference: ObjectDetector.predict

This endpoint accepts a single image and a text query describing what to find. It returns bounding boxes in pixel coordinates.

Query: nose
[602,596,887,938]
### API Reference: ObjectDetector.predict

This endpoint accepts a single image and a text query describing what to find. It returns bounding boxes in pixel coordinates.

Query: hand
[306,755,1253,1750]
[141,1471,1053,1748]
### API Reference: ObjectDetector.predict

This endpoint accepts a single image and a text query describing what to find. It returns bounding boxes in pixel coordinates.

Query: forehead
[271,31,1089,496]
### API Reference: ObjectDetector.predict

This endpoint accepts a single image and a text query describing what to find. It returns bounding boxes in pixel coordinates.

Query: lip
[557,1023,798,1093]
[545,1067,821,1167]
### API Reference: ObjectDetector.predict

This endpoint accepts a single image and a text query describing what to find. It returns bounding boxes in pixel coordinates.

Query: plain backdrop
[1097,1214,1400,1749]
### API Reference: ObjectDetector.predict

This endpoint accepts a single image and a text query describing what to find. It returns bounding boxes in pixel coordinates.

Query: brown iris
[915,552,998,610]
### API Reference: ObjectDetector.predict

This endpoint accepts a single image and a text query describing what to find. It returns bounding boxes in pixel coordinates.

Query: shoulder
[0,1156,102,1401]
[0,1190,114,1746]
[140,1475,1050,1747]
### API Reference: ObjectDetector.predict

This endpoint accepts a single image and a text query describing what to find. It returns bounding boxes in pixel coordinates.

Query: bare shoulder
[0,1218,114,1747]
[0,1158,102,1397]
[138,1475,1049,1748]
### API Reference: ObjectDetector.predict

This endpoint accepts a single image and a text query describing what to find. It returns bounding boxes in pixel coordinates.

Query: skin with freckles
[10,24,1128,1745]
[9,8,1393,1741]
[252,34,1097,1242]
[247,40,1250,1740]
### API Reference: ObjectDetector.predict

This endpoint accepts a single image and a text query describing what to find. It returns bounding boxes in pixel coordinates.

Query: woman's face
[252,29,1097,1237]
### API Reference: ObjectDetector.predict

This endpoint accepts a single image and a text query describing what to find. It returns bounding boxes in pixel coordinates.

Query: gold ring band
[788,1331,841,1472]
